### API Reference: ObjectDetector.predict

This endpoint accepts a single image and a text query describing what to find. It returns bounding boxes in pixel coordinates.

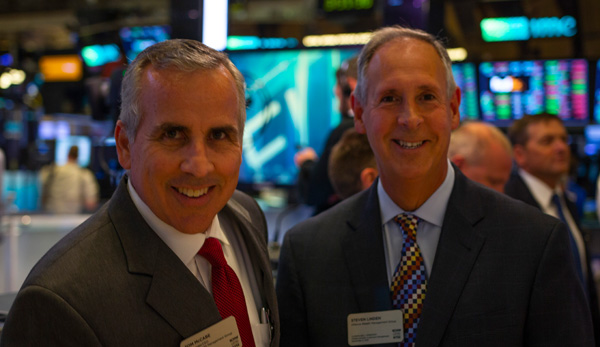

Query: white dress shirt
[127,180,270,346]
[518,169,587,278]
[379,161,455,284]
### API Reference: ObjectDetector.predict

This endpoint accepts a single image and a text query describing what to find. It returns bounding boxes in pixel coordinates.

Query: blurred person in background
[39,145,99,214]
[505,113,600,343]
[448,121,513,193]
[327,127,377,200]
[295,56,358,215]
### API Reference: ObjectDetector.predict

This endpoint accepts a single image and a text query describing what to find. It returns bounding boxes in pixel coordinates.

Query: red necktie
[198,238,256,347]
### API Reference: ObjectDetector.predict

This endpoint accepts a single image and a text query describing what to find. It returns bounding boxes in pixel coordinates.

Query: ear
[512,144,526,168]
[347,77,357,92]
[115,120,132,170]
[352,93,366,134]
[449,86,461,130]
[360,167,378,190]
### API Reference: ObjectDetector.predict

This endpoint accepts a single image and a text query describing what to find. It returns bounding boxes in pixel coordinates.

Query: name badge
[181,316,241,347]
[347,310,404,346]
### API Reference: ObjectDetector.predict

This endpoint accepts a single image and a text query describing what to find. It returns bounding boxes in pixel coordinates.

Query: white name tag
[181,316,242,347]
[347,310,404,346]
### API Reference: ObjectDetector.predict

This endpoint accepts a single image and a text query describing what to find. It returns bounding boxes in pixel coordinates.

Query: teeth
[177,187,209,198]
[397,140,423,149]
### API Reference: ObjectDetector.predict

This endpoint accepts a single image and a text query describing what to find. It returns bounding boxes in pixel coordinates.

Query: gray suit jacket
[1,177,280,346]
[276,170,594,346]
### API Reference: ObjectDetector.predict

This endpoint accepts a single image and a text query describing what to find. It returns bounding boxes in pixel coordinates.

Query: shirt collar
[378,160,455,227]
[126,178,229,265]
[518,168,560,209]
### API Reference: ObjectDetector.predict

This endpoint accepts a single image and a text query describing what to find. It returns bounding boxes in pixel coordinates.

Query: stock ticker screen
[478,59,589,127]
[452,62,479,121]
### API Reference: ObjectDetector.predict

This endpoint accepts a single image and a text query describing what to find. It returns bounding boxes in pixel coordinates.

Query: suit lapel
[221,196,276,316]
[417,172,486,347]
[342,184,392,312]
[506,172,542,209]
[108,178,221,338]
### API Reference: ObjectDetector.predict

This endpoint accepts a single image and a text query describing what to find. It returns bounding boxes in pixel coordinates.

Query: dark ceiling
[0,0,598,61]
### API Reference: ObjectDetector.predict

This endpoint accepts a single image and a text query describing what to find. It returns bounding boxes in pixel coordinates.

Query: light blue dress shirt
[379,161,455,285]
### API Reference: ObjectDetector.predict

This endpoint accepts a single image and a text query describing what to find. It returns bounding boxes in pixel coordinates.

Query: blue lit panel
[229,48,360,185]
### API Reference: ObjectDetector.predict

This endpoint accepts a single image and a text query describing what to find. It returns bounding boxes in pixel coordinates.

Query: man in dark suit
[276,26,594,346]
[1,40,279,346]
[505,113,600,343]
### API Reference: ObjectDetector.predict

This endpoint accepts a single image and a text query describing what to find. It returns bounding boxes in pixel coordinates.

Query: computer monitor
[479,59,589,127]
[38,54,83,82]
[228,47,360,186]
[80,43,122,68]
[119,25,170,62]
[55,135,93,168]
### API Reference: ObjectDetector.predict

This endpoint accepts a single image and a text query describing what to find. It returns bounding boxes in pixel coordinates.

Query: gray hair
[354,25,457,105]
[119,39,246,141]
[449,121,512,165]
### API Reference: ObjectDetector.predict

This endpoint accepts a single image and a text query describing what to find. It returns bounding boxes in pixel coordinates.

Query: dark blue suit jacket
[277,169,594,346]
[505,171,600,345]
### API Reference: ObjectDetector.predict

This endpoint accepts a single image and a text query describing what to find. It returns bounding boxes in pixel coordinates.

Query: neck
[527,171,561,190]
[381,172,446,212]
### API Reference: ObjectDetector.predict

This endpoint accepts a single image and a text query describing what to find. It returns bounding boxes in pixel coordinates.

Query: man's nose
[180,141,215,177]
[397,101,423,128]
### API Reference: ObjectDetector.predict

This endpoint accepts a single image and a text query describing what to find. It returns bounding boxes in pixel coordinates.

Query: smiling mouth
[394,140,424,149]
[176,187,209,198]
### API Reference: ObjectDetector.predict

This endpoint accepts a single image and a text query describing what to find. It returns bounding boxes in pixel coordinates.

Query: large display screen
[479,59,589,127]
[452,62,479,121]
[228,47,360,186]
[55,135,92,168]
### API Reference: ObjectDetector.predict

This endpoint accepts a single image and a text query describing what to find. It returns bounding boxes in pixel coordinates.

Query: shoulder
[455,175,561,237]
[228,190,264,220]
[285,188,368,242]
[454,171,554,223]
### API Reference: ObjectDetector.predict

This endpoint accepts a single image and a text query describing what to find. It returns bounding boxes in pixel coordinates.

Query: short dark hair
[508,113,564,147]
[336,56,358,97]
[328,128,376,199]
[68,145,79,160]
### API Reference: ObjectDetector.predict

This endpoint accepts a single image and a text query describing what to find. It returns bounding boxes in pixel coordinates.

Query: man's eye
[163,128,184,140]
[211,130,227,140]
[422,93,436,101]
[381,95,397,103]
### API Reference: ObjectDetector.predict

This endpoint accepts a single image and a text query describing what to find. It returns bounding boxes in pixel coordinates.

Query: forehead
[139,66,240,128]
[526,119,566,137]
[368,38,445,80]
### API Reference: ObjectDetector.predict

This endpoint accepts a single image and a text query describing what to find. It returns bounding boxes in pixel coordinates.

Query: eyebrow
[150,122,188,137]
[213,124,240,138]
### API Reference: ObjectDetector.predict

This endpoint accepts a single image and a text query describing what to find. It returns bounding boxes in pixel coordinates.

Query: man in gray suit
[1,39,279,346]
[276,26,594,346]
